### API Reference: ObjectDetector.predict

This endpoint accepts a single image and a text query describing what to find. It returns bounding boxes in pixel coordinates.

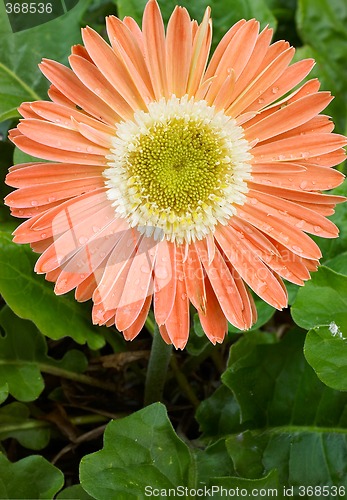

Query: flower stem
[170,355,200,408]
[144,324,172,406]
[39,364,117,392]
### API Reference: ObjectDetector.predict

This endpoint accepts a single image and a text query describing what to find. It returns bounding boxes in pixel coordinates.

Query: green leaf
[0,453,64,499]
[304,320,347,391]
[296,0,347,133]
[80,403,194,499]
[0,306,88,401]
[220,330,347,492]
[56,484,94,500]
[0,1,91,121]
[196,386,243,439]
[291,266,347,331]
[325,251,347,276]
[227,429,347,496]
[208,470,280,496]
[0,402,50,450]
[0,384,8,405]
[0,227,105,349]
[194,439,236,484]
[0,60,38,121]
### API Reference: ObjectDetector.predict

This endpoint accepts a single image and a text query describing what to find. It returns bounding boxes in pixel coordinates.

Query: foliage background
[0,0,346,498]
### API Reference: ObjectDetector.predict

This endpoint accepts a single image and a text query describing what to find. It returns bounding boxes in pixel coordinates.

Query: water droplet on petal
[300,181,308,189]
[79,236,88,245]
[57,279,67,289]
[48,196,56,203]
[257,282,267,294]
[140,264,150,274]
[314,226,322,233]
[258,98,264,104]
[181,293,187,300]
[251,198,258,205]
[86,146,94,153]
[295,220,305,229]
[92,226,100,233]
[40,233,47,239]
[292,245,303,254]
[99,252,106,258]
[31,200,39,206]
[155,265,168,280]
[272,86,279,94]
[134,278,140,285]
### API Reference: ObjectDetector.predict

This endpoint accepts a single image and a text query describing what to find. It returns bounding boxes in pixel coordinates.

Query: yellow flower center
[128,117,226,213]
[104,96,252,244]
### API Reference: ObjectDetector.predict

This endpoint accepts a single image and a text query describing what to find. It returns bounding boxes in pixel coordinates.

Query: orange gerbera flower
[5,0,346,348]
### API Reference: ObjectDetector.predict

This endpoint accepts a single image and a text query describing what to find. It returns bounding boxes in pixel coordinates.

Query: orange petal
[204,20,246,80]
[6,163,101,187]
[30,101,116,135]
[116,236,158,331]
[40,59,120,125]
[142,0,168,99]
[195,239,245,329]
[184,243,206,312]
[106,16,154,103]
[55,218,128,295]
[245,92,333,143]
[153,241,176,326]
[35,203,115,274]
[215,225,287,309]
[227,47,295,117]
[252,133,347,162]
[123,16,144,53]
[229,26,273,103]
[123,295,152,341]
[243,59,315,114]
[68,54,133,121]
[198,277,227,344]
[82,26,147,110]
[213,20,260,85]
[236,201,322,260]
[164,246,189,349]
[18,119,109,156]
[187,7,212,97]
[11,135,107,165]
[166,6,192,97]
[251,164,344,192]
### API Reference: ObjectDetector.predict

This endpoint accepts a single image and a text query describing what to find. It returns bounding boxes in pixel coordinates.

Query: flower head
[5,0,346,348]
